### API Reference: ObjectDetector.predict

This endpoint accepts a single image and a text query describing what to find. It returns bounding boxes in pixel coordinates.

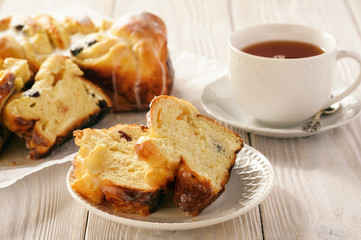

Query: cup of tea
[229,24,361,126]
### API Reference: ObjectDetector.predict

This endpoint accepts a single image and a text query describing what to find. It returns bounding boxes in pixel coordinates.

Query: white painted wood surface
[1,0,361,239]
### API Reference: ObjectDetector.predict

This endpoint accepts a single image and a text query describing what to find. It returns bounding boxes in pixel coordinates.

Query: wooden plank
[347,0,361,39]
[0,162,88,240]
[253,127,361,239]
[0,0,114,16]
[85,209,262,240]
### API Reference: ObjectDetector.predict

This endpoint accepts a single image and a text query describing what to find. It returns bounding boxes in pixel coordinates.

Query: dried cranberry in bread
[71,124,166,216]
[134,96,243,215]
[2,55,111,159]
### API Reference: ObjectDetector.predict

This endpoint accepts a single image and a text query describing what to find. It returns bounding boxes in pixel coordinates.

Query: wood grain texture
[85,211,262,240]
[0,162,87,240]
[0,0,114,16]
[253,131,361,239]
[0,0,361,239]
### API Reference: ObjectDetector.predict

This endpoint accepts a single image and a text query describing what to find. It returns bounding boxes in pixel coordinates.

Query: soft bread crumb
[72,124,167,216]
[135,95,243,215]
[2,55,111,159]
[72,96,243,216]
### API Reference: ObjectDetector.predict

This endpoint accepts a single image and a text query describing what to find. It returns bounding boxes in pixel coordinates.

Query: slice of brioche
[0,58,33,151]
[71,124,165,216]
[0,57,33,91]
[2,55,111,159]
[0,57,33,110]
[134,95,243,215]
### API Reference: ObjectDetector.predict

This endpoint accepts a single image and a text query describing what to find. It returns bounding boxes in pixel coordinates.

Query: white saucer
[66,144,274,230]
[200,76,361,138]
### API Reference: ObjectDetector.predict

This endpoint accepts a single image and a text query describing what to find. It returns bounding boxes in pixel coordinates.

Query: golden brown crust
[71,124,166,216]
[102,182,164,216]
[34,15,71,50]
[174,116,242,216]
[0,12,174,112]
[0,71,15,109]
[0,70,16,152]
[71,96,243,216]
[0,12,173,112]
[0,60,33,154]
[144,95,244,215]
[0,16,11,31]
[173,159,214,216]
[8,106,109,159]
[76,12,174,112]
[0,36,26,60]
[173,158,230,216]
[2,56,112,159]
[63,15,97,35]
[19,16,54,72]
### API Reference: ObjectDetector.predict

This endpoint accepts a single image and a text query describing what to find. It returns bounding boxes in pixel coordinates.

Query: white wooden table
[1,0,361,239]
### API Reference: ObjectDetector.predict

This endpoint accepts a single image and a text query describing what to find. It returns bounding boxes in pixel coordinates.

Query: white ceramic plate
[66,144,274,230]
[201,76,361,138]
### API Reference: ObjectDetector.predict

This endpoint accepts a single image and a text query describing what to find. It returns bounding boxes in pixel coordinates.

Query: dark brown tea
[241,40,325,59]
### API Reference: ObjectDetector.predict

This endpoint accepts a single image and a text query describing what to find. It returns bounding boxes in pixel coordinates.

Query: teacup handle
[326,50,361,107]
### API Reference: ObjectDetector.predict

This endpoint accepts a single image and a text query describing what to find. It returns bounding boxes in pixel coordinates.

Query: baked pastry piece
[71,124,165,216]
[2,55,111,159]
[0,12,174,112]
[0,57,33,91]
[70,12,174,112]
[0,57,32,151]
[0,70,15,110]
[71,95,242,215]
[135,96,243,215]
[63,15,98,35]
[11,15,65,72]
[0,57,33,103]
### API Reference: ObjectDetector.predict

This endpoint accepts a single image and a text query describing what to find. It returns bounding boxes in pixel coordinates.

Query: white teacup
[229,24,361,126]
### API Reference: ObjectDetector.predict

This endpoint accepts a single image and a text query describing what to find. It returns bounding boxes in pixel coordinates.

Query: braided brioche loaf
[2,55,111,159]
[71,96,243,216]
[0,12,173,112]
